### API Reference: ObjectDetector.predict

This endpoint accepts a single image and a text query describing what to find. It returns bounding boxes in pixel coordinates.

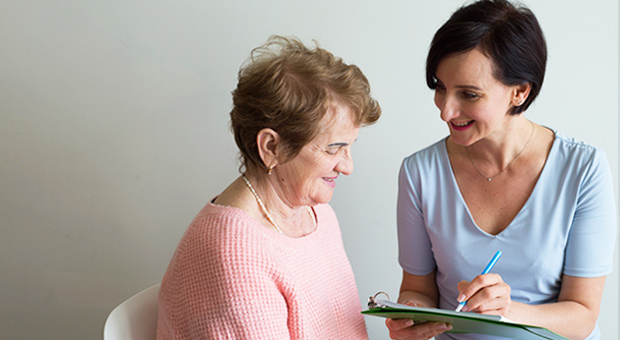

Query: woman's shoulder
[190,203,251,232]
[551,131,608,165]
[544,131,613,192]
[403,138,448,160]
[192,203,339,247]
[180,203,272,251]
[553,131,597,151]
[168,203,285,279]
[400,137,449,175]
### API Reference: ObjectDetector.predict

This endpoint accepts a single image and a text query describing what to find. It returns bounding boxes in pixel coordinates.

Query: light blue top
[397,131,617,340]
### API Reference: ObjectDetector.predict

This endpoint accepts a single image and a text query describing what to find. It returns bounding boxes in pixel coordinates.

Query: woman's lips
[450,120,473,131]
[322,176,337,188]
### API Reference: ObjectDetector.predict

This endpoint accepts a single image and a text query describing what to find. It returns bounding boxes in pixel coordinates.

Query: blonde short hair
[230,35,381,172]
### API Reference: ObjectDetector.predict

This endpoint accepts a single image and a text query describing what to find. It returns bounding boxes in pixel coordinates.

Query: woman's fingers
[385,317,414,331]
[386,318,452,339]
[457,274,511,314]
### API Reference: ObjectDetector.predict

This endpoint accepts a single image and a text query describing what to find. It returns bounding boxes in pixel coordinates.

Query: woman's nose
[336,149,354,176]
[439,95,460,122]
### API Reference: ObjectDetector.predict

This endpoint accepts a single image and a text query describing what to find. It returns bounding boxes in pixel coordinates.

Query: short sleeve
[397,157,436,275]
[563,149,618,277]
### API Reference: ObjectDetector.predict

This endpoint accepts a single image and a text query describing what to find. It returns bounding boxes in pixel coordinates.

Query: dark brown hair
[426,0,547,114]
[230,35,381,172]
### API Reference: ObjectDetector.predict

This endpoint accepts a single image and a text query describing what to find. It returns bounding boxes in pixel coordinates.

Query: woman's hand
[386,318,452,340]
[456,273,512,316]
[385,300,452,340]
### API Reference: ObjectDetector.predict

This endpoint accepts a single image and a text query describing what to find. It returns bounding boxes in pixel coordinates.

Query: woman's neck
[464,117,534,169]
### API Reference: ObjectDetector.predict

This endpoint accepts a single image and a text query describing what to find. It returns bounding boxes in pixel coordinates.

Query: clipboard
[363,292,569,340]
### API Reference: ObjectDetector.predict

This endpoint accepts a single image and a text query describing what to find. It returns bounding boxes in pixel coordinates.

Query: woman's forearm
[507,300,598,340]
[397,290,438,308]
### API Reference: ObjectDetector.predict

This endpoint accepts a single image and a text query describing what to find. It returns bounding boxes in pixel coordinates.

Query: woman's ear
[256,128,280,170]
[512,82,532,107]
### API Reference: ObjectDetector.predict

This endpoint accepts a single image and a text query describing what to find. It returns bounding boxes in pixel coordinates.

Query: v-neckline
[442,132,557,237]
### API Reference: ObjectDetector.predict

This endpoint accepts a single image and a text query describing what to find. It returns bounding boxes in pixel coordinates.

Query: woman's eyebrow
[456,85,483,91]
[327,142,349,147]
[436,77,483,91]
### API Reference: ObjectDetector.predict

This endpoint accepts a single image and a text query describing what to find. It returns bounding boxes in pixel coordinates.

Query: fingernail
[404,319,414,327]
[437,323,451,330]
[402,299,417,307]
[457,294,466,302]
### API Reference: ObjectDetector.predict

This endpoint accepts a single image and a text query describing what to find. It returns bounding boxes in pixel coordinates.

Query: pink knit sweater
[156,203,369,339]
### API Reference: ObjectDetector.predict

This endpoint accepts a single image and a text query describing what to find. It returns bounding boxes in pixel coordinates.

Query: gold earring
[268,165,275,175]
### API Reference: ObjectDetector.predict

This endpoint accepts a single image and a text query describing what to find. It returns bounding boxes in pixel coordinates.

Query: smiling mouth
[322,176,338,188]
[452,120,473,127]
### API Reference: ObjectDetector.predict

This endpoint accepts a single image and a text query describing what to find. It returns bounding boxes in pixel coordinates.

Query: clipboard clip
[367,291,389,309]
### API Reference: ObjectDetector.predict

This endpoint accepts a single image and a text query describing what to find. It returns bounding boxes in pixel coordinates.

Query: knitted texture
[157,203,369,340]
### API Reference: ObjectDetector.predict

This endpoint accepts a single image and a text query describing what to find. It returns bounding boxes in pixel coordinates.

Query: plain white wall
[0,1,617,339]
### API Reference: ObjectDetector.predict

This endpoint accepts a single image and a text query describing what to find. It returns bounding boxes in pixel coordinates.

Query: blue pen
[455,250,502,312]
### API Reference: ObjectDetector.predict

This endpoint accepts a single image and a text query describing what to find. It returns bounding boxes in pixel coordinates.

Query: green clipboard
[363,294,568,340]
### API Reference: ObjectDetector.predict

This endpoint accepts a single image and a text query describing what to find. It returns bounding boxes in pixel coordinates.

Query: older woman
[156,36,380,339]
[387,1,616,340]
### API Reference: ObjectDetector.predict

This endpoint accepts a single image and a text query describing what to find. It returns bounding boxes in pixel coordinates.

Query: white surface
[0,1,617,339]
[103,284,160,340]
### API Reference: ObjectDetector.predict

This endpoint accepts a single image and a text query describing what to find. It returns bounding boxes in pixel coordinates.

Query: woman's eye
[461,91,479,99]
[325,147,339,155]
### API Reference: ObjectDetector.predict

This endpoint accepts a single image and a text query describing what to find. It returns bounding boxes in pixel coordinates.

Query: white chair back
[103,284,160,340]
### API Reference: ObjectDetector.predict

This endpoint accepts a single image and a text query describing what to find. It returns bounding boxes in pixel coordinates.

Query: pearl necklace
[466,121,535,182]
[242,175,316,234]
